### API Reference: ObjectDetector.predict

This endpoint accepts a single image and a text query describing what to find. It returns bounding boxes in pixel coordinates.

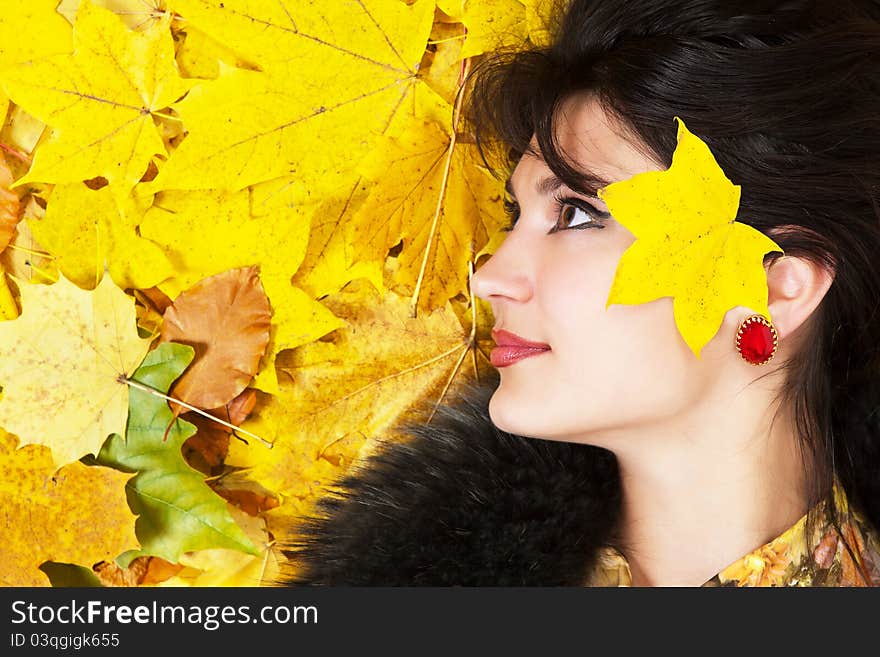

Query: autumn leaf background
[0,0,549,586]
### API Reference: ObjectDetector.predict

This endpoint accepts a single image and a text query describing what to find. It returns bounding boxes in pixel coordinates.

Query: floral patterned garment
[585,477,880,587]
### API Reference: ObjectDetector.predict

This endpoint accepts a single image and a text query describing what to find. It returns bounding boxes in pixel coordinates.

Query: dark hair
[464,0,880,581]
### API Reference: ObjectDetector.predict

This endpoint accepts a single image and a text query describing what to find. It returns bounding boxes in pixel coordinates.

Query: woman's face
[472,96,744,444]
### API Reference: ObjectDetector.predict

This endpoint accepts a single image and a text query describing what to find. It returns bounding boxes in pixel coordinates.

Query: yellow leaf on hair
[598,117,784,359]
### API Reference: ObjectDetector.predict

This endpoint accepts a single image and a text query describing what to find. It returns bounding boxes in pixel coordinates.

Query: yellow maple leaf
[0,428,139,586]
[420,20,468,106]
[0,0,72,69]
[437,0,465,20]
[598,117,785,359]
[174,23,250,80]
[348,119,507,315]
[0,202,59,289]
[290,181,385,301]
[27,183,174,291]
[136,180,345,395]
[0,0,193,198]
[441,0,556,57]
[225,279,482,526]
[0,271,153,467]
[145,0,439,195]
[520,0,554,47]
[460,0,529,59]
[57,0,171,30]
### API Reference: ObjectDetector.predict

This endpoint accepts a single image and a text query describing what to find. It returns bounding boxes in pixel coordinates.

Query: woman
[279,0,880,586]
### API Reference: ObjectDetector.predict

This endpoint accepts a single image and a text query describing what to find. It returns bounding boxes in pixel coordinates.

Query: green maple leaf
[97,341,258,563]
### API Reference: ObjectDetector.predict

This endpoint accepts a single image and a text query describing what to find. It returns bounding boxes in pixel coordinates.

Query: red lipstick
[490,329,551,368]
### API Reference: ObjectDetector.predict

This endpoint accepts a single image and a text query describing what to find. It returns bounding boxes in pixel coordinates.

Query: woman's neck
[600,393,814,587]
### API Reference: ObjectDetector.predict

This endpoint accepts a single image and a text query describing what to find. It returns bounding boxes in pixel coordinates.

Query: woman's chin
[487,391,548,437]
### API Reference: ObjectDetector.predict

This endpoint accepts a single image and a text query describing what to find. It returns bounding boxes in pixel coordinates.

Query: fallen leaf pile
[0,0,530,586]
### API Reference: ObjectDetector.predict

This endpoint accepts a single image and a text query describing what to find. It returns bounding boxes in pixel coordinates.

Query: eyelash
[500,193,608,233]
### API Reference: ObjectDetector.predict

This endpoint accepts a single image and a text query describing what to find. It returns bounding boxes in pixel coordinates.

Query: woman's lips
[490,345,551,368]
[490,329,551,368]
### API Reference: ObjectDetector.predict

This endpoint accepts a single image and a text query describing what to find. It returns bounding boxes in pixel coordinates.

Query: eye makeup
[501,193,610,233]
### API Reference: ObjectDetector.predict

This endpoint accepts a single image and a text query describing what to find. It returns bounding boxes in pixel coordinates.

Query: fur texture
[276,376,622,586]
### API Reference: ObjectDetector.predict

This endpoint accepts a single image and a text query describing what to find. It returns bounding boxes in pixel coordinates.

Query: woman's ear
[765,254,834,341]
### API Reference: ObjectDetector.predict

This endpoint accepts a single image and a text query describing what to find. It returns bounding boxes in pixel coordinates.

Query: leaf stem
[410,52,471,318]
[7,263,58,285]
[427,34,467,45]
[0,142,32,165]
[122,377,274,449]
[151,111,183,122]
[426,340,471,425]
[6,243,55,259]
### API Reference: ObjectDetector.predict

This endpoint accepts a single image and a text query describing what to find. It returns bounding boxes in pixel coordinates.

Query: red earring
[735,314,778,365]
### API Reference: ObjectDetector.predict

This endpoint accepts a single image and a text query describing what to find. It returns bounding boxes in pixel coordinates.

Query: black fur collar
[277,375,622,586]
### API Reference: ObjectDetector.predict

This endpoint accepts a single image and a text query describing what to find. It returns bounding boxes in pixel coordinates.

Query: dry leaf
[0,428,138,586]
[225,279,482,527]
[209,467,280,516]
[93,555,183,586]
[0,271,152,467]
[181,387,257,474]
[160,265,271,412]
[0,153,22,252]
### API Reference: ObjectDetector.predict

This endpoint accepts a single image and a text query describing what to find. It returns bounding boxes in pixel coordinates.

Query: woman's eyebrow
[505,174,564,199]
[504,172,610,200]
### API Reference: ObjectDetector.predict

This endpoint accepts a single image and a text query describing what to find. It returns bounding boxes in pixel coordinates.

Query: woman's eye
[557,203,595,229]
[553,197,609,231]
[500,196,609,233]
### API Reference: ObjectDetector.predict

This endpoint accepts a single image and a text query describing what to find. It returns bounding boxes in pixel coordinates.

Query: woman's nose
[471,238,533,304]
